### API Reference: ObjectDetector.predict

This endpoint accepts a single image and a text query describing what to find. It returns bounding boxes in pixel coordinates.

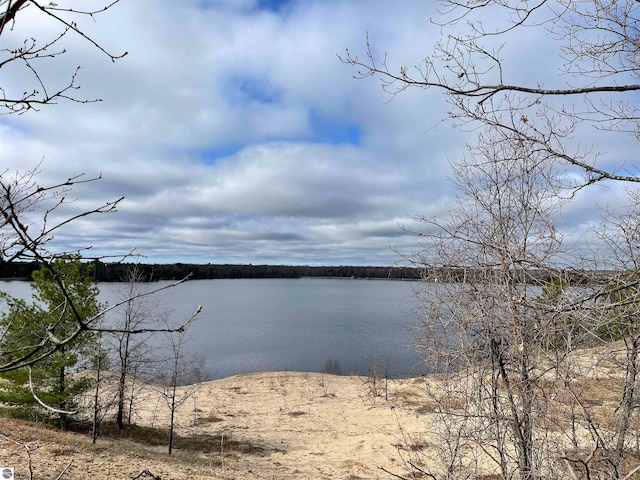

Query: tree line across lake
[0,261,423,282]
[0,261,601,285]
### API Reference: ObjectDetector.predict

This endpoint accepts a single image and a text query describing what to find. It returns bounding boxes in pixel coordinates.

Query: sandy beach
[1,371,431,479]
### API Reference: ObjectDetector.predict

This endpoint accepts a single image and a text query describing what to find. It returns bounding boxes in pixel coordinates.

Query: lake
[0,278,424,379]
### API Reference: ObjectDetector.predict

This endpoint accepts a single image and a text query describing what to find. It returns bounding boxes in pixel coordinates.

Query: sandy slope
[0,372,430,479]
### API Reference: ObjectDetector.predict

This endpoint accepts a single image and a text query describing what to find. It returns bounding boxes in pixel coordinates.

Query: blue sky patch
[256,0,292,13]
[224,77,281,105]
[308,109,361,146]
[199,145,245,164]
[198,109,362,165]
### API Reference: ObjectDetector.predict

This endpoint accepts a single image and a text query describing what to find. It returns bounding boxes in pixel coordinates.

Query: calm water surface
[0,278,424,378]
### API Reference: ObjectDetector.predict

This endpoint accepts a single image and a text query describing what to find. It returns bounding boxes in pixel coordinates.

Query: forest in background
[0,261,605,284]
[0,261,423,282]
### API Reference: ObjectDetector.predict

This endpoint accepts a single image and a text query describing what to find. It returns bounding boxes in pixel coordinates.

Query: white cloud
[0,0,634,265]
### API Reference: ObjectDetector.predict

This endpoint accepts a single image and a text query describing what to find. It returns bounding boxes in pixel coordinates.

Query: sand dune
[1,372,430,479]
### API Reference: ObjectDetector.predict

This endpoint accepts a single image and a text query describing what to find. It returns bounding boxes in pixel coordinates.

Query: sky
[0,0,636,266]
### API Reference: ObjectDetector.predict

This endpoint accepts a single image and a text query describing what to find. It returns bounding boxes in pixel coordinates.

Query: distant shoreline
[0,262,422,282]
[1,261,610,285]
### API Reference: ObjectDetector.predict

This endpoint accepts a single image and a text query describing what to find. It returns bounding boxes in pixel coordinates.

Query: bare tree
[91,330,110,443]
[574,191,640,478]
[340,0,640,186]
[155,307,203,455]
[402,128,567,479]
[108,265,165,431]
[362,343,397,402]
[341,5,640,478]
[374,126,640,480]
[390,126,632,479]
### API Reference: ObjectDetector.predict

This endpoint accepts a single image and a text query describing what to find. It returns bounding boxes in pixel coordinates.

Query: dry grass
[3,350,640,479]
[1,417,209,479]
[198,413,224,424]
[69,421,266,456]
[541,376,624,406]
[0,372,431,479]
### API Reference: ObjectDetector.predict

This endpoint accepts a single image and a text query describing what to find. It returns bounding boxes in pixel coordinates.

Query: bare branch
[28,366,77,415]
[30,1,127,62]
[0,0,125,113]
[0,170,201,373]
[342,0,640,185]
[0,275,193,372]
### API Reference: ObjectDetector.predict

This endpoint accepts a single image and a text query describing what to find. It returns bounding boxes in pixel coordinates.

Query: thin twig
[54,459,73,480]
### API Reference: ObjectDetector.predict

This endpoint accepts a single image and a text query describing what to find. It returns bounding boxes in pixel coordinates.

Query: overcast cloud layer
[0,0,633,265]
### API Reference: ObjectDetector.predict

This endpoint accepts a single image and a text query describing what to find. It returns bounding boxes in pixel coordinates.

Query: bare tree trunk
[92,345,103,443]
[612,335,640,476]
[491,337,535,479]
[128,365,138,425]
[168,375,177,455]
[58,346,67,428]
[116,330,131,430]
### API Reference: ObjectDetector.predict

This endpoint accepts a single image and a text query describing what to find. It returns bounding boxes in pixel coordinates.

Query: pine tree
[0,257,102,426]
